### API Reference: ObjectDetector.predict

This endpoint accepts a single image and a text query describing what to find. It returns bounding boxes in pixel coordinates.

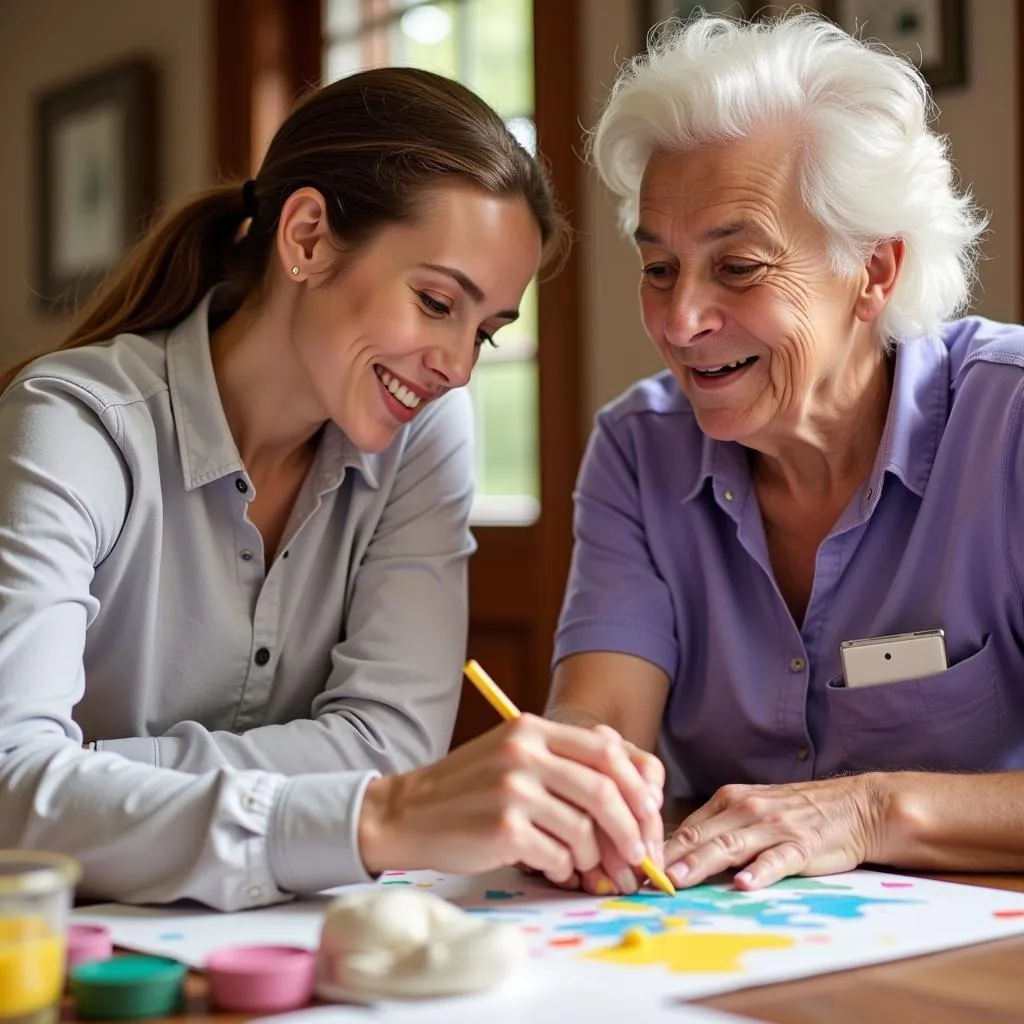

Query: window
[323,0,539,524]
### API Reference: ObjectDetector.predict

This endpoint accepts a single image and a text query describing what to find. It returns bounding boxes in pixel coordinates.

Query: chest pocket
[824,636,1001,771]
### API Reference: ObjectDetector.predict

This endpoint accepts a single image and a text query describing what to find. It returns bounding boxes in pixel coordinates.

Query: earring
[290,265,300,276]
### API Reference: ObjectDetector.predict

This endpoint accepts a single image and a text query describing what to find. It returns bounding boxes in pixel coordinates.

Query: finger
[625,742,666,795]
[585,832,639,896]
[542,870,581,891]
[663,788,762,870]
[503,810,576,883]
[527,786,602,874]
[539,758,647,868]
[733,841,810,890]
[542,721,660,833]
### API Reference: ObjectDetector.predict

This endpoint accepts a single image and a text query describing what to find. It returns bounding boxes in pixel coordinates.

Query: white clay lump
[316,887,527,1001]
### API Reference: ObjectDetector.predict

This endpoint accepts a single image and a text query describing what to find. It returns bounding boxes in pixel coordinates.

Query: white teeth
[697,357,753,375]
[375,367,421,410]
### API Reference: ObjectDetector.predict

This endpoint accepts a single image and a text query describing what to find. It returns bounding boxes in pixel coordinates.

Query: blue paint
[608,888,919,929]
[158,932,185,941]
[555,915,672,939]
[483,884,524,901]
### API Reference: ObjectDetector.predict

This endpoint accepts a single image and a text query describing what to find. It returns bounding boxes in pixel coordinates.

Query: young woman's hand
[357,714,662,882]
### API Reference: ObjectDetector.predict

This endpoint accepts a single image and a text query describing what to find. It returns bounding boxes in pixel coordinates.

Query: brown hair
[4,67,569,390]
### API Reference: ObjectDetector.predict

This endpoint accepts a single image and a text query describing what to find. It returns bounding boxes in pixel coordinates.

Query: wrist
[357,774,409,875]
[867,770,927,865]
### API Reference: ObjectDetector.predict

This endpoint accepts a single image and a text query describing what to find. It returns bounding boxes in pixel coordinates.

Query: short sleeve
[554,410,678,680]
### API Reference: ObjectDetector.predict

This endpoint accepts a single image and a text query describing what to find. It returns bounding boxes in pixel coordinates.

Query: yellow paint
[620,927,649,949]
[662,917,686,927]
[600,899,656,914]
[586,920,795,974]
[0,916,64,1017]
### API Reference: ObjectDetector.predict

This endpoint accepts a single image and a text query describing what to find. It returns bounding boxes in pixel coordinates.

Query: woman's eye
[476,330,497,349]
[721,262,763,278]
[419,292,451,316]
[641,264,675,288]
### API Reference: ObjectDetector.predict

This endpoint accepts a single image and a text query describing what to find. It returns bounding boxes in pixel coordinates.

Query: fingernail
[594,877,615,896]
[734,870,753,886]
[632,841,647,862]
[615,869,638,894]
[650,785,664,808]
[643,794,659,815]
[670,864,689,885]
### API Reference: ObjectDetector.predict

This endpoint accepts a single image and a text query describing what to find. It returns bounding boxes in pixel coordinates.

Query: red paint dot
[993,910,1024,919]
[549,936,584,948]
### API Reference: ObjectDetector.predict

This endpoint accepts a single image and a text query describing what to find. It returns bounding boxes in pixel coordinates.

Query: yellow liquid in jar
[0,916,64,1018]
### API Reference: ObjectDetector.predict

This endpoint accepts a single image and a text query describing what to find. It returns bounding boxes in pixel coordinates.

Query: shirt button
[240,550,253,561]
[243,795,256,810]
[282,551,289,559]
[235,478,249,494]
[723,489,735,502]
[254,647,271,666]
[796,747,809,761]
[248,885,262,899]
[789,656,806,672]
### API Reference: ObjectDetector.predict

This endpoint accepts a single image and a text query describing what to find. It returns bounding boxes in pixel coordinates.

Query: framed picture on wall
[35,59,158,310]
[639,1,780,50]
[819,0,967,89]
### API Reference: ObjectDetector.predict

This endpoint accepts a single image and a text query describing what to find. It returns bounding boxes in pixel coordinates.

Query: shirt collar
[165,289,380,492]
[678,335,950,507]
[866,335,949,502]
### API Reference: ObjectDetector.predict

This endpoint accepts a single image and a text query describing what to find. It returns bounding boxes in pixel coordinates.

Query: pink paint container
[66,924,113,969]
[205,945,315,1013]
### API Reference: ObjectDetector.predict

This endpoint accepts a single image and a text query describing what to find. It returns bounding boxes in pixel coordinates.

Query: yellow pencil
[463,658,676,897]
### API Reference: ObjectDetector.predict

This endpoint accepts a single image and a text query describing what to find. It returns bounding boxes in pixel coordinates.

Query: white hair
[589,12,987,343]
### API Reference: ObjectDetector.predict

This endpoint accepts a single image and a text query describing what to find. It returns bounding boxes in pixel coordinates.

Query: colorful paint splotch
[603,885,917,930]
[485,890,525,900]
[585,921,795,974]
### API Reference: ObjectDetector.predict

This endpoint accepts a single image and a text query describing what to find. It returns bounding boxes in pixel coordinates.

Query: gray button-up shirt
[0,292,475,910]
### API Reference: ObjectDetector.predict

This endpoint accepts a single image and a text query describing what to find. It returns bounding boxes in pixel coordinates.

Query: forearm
[878,770,1024,871]
[98,699,453,777]
[0,739,377,908]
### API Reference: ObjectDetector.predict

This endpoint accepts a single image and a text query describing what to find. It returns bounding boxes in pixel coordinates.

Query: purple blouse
[555,318,1024,798]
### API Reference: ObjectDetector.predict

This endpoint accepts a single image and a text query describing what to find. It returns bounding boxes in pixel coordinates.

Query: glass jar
[0,852,81,1024]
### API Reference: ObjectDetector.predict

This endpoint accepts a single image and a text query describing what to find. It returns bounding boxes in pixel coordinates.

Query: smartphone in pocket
[839,629,947,688]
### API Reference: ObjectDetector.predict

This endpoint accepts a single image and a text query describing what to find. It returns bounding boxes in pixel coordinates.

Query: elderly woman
[546,12,1023,896]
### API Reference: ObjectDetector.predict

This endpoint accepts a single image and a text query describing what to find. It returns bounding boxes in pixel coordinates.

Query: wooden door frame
[212,0,585,726]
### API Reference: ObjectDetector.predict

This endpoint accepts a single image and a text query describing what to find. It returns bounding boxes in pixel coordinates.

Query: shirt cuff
[267,770,380,894]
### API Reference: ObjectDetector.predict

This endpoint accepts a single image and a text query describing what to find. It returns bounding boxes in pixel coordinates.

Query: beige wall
[0,0,210,363]
[580,0,1021,420]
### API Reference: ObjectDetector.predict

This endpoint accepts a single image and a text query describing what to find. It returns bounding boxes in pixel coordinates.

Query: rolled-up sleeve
[0,379,375,908]
[110,388,476,781]
[554,409,679,679]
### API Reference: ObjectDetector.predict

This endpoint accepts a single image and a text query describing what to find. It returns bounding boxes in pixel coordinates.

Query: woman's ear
[854,238,905,324]
[275,187,334,281]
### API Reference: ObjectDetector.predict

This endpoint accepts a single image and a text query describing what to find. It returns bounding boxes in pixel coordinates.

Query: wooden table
[63,872,1024,1024]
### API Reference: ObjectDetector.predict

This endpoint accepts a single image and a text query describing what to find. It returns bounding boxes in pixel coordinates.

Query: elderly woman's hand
[663,775,891,890]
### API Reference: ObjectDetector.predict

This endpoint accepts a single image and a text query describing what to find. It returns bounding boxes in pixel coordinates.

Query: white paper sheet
[73,867,1024,1008]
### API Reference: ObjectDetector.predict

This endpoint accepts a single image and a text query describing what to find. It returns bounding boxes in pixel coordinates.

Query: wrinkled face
[292,185,542,453]
[636,134,868,448]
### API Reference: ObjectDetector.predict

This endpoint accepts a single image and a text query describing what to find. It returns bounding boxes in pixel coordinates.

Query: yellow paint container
[0,852,80,1024]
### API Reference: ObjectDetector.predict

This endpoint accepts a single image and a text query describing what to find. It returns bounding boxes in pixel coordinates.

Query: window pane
[471,360,538,500]
[464,0,532,116]
[323,0,539,519]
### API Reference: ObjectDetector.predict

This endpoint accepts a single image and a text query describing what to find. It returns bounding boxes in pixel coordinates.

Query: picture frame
[640,0,748,45]
[819,0,967,90]
[35,59,158,310]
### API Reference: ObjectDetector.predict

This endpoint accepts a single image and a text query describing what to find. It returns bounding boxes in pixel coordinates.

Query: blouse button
[254,647,271,666]
[235,478,249,494]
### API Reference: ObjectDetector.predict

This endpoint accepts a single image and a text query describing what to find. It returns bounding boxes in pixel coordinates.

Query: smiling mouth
[691,356,758,379]
[374,365,422,410]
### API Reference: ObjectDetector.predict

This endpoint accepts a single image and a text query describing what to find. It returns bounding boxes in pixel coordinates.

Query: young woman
[0,67,664,910]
